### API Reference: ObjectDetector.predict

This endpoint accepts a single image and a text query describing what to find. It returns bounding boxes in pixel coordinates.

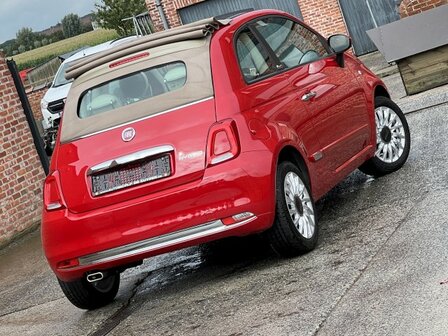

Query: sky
[0,0,98,43]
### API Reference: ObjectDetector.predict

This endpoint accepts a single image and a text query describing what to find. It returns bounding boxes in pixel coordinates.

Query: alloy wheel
[375,106,406,163]
[284,172,315,239]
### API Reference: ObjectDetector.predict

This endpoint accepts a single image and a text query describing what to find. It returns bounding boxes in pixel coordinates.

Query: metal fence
[27,57,62,88]
[122,12,155,36]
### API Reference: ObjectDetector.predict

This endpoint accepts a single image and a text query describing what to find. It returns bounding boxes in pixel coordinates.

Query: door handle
[301,91,317,101]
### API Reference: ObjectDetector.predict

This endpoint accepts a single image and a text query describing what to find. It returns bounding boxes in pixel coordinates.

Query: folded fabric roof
[65,17,230,80]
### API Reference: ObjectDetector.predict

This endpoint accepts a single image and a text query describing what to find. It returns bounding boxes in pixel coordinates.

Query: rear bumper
[79,216,257,267]
[42,150,275,281]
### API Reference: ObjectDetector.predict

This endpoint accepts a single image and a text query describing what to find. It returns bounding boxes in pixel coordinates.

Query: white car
[40,36,137,154]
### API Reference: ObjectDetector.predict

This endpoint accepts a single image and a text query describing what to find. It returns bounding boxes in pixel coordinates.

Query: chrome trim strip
[210,152,233,165]
[47,202,63,211]
[74,96,214,142]
[78,216,257,266]
[88,145,174,175]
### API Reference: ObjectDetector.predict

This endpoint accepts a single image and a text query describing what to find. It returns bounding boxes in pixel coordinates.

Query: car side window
[253,17,329,69]
[235,27,276,82]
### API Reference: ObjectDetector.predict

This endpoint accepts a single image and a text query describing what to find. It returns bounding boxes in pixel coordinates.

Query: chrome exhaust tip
[86,272,104,283]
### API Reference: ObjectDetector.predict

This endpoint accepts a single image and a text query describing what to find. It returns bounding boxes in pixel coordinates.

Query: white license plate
[91,155,171,196]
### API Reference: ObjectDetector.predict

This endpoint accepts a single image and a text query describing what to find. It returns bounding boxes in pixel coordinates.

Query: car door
[252,16,370,186]
[235,22,318,165]
[232,24,323,193]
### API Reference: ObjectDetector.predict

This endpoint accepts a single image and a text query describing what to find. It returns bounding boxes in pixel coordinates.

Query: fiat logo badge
[122,127,136,142]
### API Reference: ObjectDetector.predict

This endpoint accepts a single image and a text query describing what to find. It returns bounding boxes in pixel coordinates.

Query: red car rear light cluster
[207,119,240,166]
[43,171,66,211]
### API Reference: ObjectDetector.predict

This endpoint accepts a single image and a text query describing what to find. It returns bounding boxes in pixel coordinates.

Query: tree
[16,27,35,50]
[0,38,18,56]
[81,24,94,34]
[94,0,147,36]
[49,30,64,43]
[34,40,42,48]
[18,45,26,53]
[62,13,82,38]
[41,38,49,46]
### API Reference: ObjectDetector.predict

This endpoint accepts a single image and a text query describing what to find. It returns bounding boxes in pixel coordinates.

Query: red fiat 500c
[41,10,410,309]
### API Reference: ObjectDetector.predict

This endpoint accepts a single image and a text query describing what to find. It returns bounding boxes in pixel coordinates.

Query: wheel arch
[276,145,312,191]
[374,84,390,99]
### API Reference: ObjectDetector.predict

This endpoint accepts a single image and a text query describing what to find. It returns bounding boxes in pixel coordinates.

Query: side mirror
[328,34,352,67]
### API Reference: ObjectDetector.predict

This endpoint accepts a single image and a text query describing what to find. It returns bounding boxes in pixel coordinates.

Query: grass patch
[10,29,119,70]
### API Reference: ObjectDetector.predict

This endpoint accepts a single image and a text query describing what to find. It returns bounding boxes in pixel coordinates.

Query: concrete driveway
[1,93,447,335]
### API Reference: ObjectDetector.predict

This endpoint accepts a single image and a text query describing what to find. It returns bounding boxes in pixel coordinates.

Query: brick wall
[299,0,348,36]
[399,0,447,17]
[26,87,47,122]
[145,0,347,36]
[145,0,203,31]
[0,54,46,247]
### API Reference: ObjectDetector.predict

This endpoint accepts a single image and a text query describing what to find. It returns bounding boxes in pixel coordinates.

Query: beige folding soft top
[65,18,231,81]
[60,18,231,143]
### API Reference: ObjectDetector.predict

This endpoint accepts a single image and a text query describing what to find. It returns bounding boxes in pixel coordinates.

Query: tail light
[43,171,66,211]
[207,120,240,166]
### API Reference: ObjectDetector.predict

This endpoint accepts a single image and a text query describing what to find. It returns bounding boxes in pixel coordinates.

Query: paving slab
[317,189,448,336]
[0,89,446,336]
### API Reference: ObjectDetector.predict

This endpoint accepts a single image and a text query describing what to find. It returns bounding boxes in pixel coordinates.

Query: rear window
[78,62,186,118]
[61,39,213,144]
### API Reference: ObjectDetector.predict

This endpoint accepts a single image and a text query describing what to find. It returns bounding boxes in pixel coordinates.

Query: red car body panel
[43,149,275,281]
[57,98,216,214]
[209,11,382,198]
[42,9,388,282]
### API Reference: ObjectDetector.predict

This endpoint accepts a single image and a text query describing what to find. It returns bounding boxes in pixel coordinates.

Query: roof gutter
[155,0,170,30]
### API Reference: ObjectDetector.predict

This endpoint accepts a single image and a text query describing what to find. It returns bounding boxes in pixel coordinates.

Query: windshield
[53,62,73,87]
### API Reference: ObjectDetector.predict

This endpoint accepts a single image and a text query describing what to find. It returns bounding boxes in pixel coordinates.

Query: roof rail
[65,17,230,81]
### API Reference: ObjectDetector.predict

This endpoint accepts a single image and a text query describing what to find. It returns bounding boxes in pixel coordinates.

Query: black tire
[359,96,411,177]
[266,161,318,257]
[58,273,120,310]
